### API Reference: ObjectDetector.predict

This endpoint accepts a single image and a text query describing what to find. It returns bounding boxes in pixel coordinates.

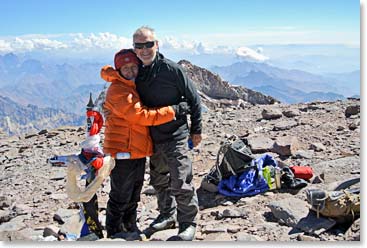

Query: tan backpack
[306,177,360,223]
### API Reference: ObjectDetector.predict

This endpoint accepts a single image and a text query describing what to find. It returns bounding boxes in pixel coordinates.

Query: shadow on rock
[197,186,241,209]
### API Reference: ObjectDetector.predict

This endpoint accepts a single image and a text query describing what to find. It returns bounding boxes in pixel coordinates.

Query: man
[133,26,202,241]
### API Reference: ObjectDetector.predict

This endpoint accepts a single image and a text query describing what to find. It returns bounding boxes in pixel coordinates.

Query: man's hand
[190,134,202,148]
[172,102,190,116]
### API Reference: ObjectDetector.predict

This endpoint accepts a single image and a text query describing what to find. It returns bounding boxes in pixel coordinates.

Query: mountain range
[0,53,276,136]
[210,61,360,103]
[0,95,84,136]
[0,52,360,135]
[0,53,106,113]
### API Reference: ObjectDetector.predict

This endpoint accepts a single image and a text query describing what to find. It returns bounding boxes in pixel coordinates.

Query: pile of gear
[201,135,360,225]
[201,135,310,196]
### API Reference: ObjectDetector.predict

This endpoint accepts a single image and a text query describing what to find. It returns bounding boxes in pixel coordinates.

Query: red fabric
[90,157,104,170]
[80,149,104,170]
[86,110,103,135]
[290,166,314,180]
[114,49,139,70]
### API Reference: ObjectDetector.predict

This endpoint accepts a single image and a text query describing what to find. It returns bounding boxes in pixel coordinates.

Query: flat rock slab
[268,198,336,235]
[148,228,178,241]
[295,212,336,236]
[235,232,264,241]
[246,135,274,153]
[312,156,360,184]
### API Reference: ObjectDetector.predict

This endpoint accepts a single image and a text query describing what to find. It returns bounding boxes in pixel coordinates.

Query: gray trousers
[150,138,198,224]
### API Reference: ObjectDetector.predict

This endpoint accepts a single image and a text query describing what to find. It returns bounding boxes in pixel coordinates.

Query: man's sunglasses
[134,41,155,49]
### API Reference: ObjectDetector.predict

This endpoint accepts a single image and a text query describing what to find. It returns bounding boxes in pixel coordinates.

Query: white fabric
[65,155,115,202]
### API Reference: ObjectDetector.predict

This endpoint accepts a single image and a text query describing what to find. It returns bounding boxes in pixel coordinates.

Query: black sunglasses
[134,41,155,49]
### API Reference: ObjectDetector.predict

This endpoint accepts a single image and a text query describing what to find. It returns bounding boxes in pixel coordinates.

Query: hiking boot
[167,222,196,241]
[142,214,176,239]
[150,214,176,231]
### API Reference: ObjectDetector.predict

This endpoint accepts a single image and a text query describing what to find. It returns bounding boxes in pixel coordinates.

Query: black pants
[105,158,146,235]
[150,138,198,224]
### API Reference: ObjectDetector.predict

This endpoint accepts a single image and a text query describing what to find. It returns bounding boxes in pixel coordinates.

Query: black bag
[202,135,255,190]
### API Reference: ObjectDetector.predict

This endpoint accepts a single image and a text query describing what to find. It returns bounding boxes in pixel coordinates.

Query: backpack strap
[333,177,360,191]
[214,144,229,182]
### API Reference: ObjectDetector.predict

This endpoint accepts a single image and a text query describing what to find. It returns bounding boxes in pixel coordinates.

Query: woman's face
[119,62,139,80]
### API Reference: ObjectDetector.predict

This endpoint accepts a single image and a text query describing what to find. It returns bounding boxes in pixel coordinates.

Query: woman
[101,49,188,238]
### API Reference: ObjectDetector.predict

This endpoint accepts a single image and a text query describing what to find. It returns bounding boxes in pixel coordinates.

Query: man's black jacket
[135,52,202,144]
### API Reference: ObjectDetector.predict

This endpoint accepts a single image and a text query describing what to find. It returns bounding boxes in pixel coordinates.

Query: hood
[100,65,135,87]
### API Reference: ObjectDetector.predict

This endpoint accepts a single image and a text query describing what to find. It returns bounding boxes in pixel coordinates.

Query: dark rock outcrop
[178,60,278,108]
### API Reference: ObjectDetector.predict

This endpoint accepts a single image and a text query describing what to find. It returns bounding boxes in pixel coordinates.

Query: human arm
[104,83,177,126]
[176,66,202,146]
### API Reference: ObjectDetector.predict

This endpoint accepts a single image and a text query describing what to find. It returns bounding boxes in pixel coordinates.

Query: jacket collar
[137,52,164,83]
[100,65,136,87]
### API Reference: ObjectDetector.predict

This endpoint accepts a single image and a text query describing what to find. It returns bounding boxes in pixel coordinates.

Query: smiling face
[133,29,158,66]
[119,62,139,80]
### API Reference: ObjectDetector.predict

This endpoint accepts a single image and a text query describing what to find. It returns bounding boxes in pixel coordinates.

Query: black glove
[281,167,308,189]
[172,102,190,116]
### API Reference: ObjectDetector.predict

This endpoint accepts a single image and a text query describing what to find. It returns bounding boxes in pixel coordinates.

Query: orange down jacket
[101,65,175,159]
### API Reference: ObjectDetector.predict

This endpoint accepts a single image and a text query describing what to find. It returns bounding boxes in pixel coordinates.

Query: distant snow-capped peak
[236,46,269,62]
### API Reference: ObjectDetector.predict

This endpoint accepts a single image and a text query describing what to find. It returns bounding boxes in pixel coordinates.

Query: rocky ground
[0,98,360,242]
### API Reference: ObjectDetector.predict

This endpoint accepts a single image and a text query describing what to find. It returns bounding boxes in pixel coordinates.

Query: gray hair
[133,26,156,40]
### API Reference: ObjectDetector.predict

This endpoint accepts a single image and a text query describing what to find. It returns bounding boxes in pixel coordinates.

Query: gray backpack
[201,135,255,192]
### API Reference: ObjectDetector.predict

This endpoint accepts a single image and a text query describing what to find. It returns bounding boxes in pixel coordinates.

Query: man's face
[119,62,139,80]
[133,30,158,66]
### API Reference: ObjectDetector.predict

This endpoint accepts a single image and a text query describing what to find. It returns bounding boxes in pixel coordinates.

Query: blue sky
[0,0,360,44]
[0,0,362,69]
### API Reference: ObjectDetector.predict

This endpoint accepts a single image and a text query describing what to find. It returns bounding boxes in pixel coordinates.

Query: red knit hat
[114,49,140,70]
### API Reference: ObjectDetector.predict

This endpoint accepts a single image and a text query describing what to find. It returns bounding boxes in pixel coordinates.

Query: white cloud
[0,37,68,52]
[236,46,269,62]
[0,28,359,57]
[160,36,183,49]
[0,32,132,54]
[1,32,269,66]
[159,36,236,55]
[0,40,12,52]
[13,37,35,51]
[159,36,202,54]
[71,32,131,50]
[31,38,68,50]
